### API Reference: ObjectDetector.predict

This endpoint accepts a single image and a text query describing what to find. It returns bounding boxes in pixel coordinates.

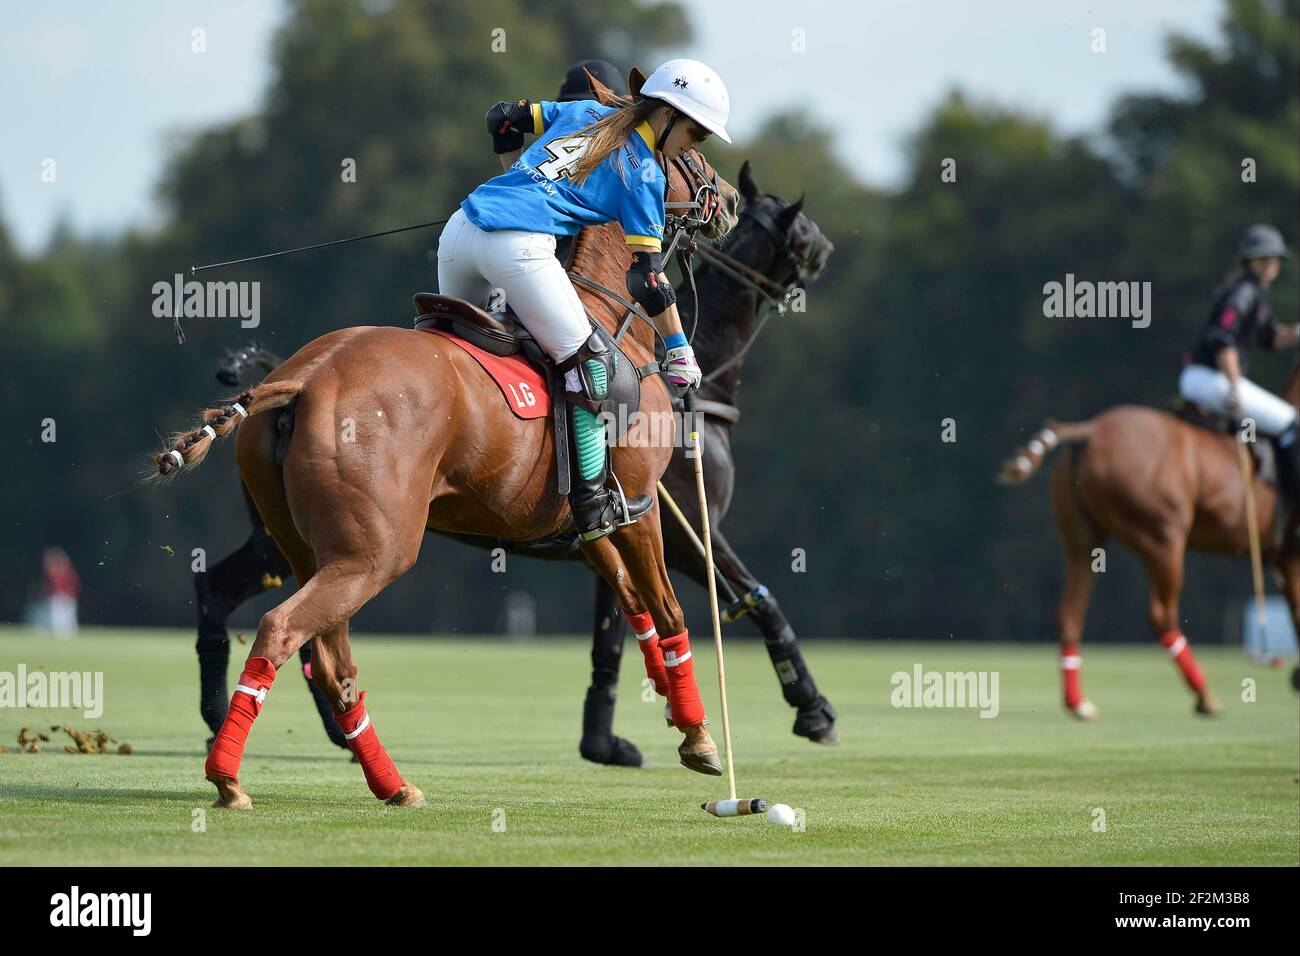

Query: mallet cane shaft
[684,391,738,801]
[1236,438,1269,636]
[656,479,743,607]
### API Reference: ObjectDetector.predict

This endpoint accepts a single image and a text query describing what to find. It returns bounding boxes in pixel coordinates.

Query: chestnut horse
[194,162,837,769]
[999,363,1300,716]
[154,150,739,809]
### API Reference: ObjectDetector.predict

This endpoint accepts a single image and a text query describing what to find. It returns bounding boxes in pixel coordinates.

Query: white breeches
[436,207,591,364]
[1179,363,1297,436]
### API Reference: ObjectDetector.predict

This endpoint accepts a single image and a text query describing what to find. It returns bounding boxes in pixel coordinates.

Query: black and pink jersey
[1187,272,1277,372]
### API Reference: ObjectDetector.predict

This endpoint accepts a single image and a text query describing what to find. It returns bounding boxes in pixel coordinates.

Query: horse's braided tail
[152,380,303,479]
[996,418,1095,485]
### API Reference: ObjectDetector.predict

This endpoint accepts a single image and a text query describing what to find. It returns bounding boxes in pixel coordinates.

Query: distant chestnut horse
[999,362,1300,717]
[154,149,738,810]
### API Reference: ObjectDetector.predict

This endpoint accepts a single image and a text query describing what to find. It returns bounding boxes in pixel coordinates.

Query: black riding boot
[1273,423,1300,507]
[562,334,652,541]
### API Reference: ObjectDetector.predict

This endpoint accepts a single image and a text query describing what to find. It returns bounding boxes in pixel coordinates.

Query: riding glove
[662,345,702,396]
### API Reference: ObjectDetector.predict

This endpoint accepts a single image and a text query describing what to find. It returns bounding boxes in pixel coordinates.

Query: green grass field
[0,627,1296,866]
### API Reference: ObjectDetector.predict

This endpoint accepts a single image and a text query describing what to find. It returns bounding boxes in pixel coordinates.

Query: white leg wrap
[234,683,268,704]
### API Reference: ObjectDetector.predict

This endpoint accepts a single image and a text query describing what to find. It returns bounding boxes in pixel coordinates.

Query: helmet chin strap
[658,109,680,154]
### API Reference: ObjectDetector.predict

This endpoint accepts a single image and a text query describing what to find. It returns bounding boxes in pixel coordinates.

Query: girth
[671,395,740,425]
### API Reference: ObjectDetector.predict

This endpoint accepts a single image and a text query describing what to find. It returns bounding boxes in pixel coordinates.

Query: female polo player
[1179,223,1300,504]
[437,58,731,541]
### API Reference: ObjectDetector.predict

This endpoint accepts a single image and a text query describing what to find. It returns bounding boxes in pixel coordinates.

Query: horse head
[730,160,834,287]
[588,67,739,244]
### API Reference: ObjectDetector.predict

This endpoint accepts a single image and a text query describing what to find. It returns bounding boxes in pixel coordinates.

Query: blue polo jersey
[461,100,666,251]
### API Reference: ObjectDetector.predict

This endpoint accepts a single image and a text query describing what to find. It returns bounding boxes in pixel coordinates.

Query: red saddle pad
[418,326,549,420]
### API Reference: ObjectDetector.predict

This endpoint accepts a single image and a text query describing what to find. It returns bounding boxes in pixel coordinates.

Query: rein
[567,151,719,345]
[697,205,816,386]
[565,170,816,398]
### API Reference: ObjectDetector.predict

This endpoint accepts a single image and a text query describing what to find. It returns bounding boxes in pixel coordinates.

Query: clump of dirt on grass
[9,725,132,755]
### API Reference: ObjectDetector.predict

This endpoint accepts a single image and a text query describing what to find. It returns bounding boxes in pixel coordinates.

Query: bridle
[565,146,721,344]
[696,201,818,312]
[691,197,823,385]
[664,151,722,234]
[564,156,823,394]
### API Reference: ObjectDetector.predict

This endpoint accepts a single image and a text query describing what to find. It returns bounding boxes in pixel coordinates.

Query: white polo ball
[765,803,796,826]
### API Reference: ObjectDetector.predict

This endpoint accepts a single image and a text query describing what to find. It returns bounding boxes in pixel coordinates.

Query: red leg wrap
[660,630,706,729]
[1061,642,1084,708]
[1160,631,1207,694]
[335,691,403,801]
[205,656,277,781]
[625,610,668,697]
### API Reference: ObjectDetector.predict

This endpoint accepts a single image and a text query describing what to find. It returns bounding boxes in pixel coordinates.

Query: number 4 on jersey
[535,136,589,181]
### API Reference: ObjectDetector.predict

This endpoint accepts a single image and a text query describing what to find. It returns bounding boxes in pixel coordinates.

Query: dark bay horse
[155,149,738,809]
[580,162,838,761]
[193,161,838,766]
[999,362,1300,716]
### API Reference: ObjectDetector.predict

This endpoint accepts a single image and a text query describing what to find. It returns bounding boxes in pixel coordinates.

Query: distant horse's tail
[997,419,1095,485]
[152,380,303,479]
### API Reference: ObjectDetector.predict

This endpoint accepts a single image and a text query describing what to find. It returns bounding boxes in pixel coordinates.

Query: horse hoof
[1194,692,1223,716]
[793,696,839,745]
[385,782,427,808]
[678,725,723,776]
[207,774,252,810]
[1291,665,1300,693]
[580,734,644,768]
[1068,699,1100,721]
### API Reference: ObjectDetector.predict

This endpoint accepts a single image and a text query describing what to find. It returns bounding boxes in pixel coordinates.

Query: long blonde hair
[570,93,664,186]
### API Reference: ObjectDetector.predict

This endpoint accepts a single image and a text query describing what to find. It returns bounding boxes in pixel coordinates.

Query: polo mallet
[681,392,766,818]
[659,480,775,624]
[1236,434,1269,645]
[656,480,745,611]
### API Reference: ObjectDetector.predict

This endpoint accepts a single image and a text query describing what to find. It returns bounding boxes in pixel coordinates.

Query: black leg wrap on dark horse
[590,584,626,680]
[579,685,643,767]
[195,571,231,739]
[751,593,817,707]
[298,643,350,751]
[1273,424,1300,507]
[751,593,839,743]
[196,638,230,739]
[579,583,642,766]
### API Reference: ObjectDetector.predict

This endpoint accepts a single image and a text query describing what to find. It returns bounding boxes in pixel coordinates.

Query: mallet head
[701,798,766,817]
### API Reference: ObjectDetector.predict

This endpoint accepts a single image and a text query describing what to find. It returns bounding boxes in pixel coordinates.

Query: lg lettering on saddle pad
[418,326,549,420]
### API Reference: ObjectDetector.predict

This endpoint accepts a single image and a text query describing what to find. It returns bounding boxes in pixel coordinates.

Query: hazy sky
[1,0,1222,254]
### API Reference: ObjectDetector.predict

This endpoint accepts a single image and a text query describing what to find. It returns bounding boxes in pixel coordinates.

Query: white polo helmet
[640,58,732,144]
